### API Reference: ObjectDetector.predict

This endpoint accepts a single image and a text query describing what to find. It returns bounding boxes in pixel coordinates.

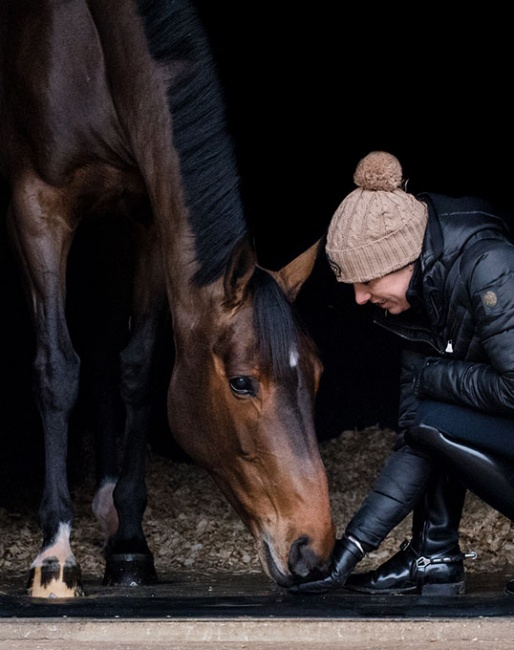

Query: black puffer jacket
[373,193,514,431]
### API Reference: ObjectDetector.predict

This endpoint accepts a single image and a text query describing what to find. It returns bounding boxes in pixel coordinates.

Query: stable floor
[1,569,514,620]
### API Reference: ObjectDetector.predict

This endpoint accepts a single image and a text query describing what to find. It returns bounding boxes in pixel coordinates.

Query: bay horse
[0,0,335,598]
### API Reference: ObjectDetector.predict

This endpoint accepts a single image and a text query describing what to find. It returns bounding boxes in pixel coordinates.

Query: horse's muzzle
[261,536,331,588]
[288,535,331,583]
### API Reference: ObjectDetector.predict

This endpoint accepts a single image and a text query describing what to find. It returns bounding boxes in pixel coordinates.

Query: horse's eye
[229,376,256,397]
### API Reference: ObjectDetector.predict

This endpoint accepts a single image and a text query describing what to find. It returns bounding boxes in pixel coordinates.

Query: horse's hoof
[26,557,85,598]
[103,552,158,586]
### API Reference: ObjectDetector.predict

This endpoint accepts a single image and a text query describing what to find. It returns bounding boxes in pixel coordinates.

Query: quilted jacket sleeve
[417,241,514,417]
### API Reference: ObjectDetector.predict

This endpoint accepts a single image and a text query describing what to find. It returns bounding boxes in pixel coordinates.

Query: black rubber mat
[1,570,514,619]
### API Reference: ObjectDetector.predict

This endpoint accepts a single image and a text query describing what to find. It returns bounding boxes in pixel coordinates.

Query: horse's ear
[224,235,257,307]
[272,238,323,302]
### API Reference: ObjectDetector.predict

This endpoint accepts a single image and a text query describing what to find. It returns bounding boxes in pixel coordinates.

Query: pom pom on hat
[326,151,428,283]
[353,150,403,191]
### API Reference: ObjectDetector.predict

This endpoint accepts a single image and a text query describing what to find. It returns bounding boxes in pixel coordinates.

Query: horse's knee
[34,347,81,412]
[119,349,153,406]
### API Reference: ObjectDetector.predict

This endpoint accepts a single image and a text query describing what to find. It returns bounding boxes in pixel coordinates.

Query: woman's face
[352,264,414,315]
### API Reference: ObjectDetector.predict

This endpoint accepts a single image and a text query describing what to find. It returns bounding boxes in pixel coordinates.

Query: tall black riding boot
[344,472,472,595]
[407,425,514,596]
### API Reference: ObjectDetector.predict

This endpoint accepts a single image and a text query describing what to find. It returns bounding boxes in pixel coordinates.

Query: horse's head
[167,238,335,587]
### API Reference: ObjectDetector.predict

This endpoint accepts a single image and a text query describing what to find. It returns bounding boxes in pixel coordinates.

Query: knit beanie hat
[325,151,428,283]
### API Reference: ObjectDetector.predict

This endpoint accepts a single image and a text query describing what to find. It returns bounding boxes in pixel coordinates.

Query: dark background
[195,3,513,438]
[0,4,512,475]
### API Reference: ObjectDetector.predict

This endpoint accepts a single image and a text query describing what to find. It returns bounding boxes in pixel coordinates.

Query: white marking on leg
[31,522,73,568]
[92,479,119,541]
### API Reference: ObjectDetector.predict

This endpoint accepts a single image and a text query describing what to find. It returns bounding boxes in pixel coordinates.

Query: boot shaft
[411,472,465,556]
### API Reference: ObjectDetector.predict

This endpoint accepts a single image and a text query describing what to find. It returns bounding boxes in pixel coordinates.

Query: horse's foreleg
[26,269,82,599]
[8,188,83,598]
[99,228,167,586]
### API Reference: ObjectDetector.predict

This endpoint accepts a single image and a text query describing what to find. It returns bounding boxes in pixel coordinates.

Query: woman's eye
[229,376,256,396]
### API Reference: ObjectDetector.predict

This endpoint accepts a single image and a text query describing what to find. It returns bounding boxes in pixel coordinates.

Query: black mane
[136,0,247,285]
[251,269,312,381]
[135,1,306,378]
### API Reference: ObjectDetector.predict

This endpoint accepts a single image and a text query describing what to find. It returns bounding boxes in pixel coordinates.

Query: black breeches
[415,400,514,459]
[407,424,514,524]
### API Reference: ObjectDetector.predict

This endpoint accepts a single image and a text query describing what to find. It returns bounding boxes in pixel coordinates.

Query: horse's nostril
[289,535,327,579]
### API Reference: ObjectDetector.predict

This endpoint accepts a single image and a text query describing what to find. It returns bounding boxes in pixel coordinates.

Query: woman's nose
[354,284,371,305]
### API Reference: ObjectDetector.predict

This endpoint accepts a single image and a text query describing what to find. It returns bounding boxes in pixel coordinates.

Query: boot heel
[421,580,465,596]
